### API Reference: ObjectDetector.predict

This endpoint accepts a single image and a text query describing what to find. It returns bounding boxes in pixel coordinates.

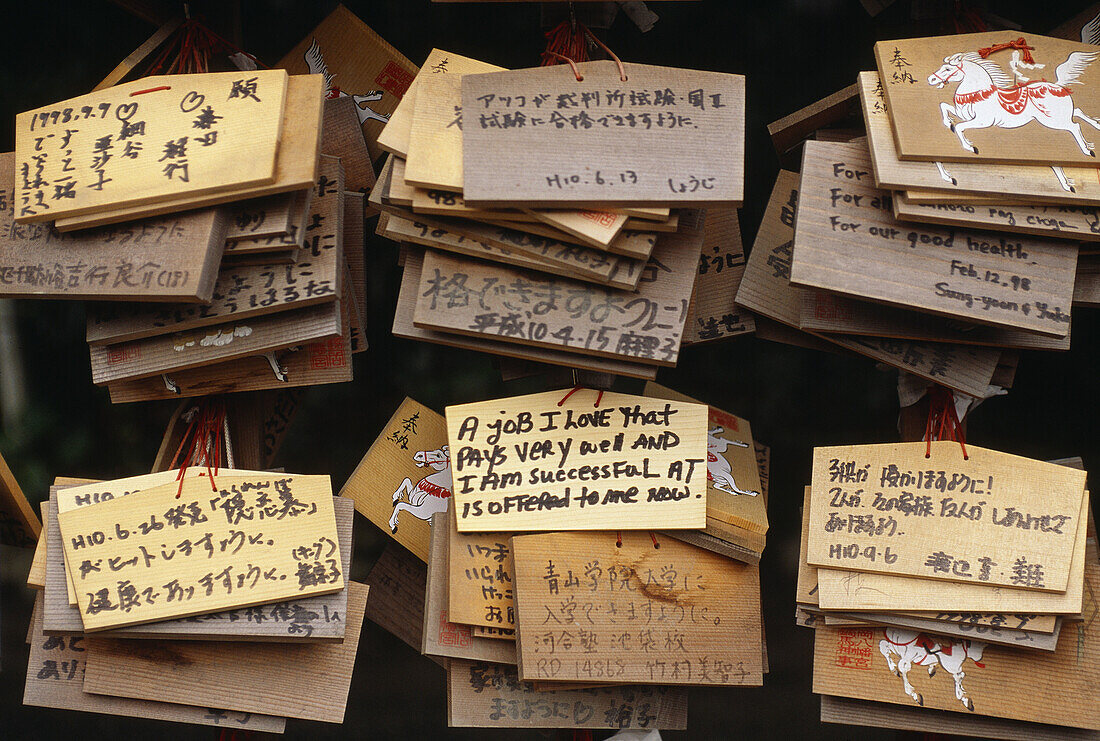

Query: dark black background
[0,1,1096,738]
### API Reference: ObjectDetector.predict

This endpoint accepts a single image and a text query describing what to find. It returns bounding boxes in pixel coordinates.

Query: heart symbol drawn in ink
[179,91,205,113]
[115,102,139,121]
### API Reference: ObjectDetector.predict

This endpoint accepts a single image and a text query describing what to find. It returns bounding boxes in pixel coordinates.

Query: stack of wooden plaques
[344,388,767,731]
[23,469,369,731]
[5,71,372,401]
[795,443,1099,737]
[369,49,751,378]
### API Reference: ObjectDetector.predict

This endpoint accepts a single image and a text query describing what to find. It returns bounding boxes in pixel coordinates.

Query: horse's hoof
[951,178,958,185]
[1072,186,1078,193]
[965,699,975,712]
[916,695,924,707]
[1091,151,1096,157]
[929,666,936,677]
[972,147,979,155]
[950,123,956,132]
[391,525,398,534]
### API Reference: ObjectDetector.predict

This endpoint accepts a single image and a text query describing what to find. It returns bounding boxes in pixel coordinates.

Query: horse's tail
[1056,51,1100,86]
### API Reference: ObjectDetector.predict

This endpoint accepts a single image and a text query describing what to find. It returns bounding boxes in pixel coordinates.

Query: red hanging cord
[650,532,660,549]
[558,386,604,408]
[615,531,622,548]
[172,399,228,497]
[924,386,969,460]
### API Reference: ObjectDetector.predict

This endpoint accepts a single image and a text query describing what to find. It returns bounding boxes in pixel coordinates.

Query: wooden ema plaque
[392,248,659,381]
[446,659,689,729]
[512,531,763,685]
[278,4,417,162]
[0,450,40,548]
[82,582,369,724]
[812,542,1100,731]
[58,474,343,631]
[807,442,1088,591]
[86,157,345,345]
[363,541,428,652]
[446,389,708,532]
[446,505,516,630]
[23,595,287,732]
[0,152,227,303]
[893,192,1100,243]
[225,191,297,241]
[858,71,1100,209]
[15,70,287,222]
[52,74,323,232]
[461,62,745,207]
[790,140,1077,337]
[339,397,450,563]
[644,382,767,536]
[736,170,1003,398]
[682,207,755,344]
[875,31,1100,166]
[413,212,703,366]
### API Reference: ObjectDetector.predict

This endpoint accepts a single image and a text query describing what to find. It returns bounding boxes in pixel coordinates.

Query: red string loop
[978,37,1035,64]
[558,385,603,407]
[545,52,583,81]
[923,386,968,460]
[615,531,622,548]
[172,398,228,497]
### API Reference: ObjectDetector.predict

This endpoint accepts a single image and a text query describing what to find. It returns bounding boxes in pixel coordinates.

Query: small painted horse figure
[879,628,986,711]
[389,445,451,534]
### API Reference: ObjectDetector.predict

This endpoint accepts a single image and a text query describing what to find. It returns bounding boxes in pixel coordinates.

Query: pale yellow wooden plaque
[528,208,628,249]
[808,442,1087,590]
[815,508,1091,614]
[512,531,763,685]
[15,70,287,222]
[52,74,323,232]
[791,140,1077,337]
[735,170,1003,398]
[812,544,1100,730]
[859,71,1100,206]
[447,658,689,729]
[446,505,515,629]
[875,31,1100,166]
[379,49,502,159]
[644,382,767,535]
[462,62,746,207]
[339,397,450,562]
[413,214,703,367]
[446,389,707,532]
[59,474,343,631]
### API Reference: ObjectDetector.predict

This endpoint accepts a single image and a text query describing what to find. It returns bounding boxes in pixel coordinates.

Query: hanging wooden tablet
[260,388,305,468]
[893,192,1100,243]
[526,208,628,250]
[859,72,1100,208]
[23,594,288,732]
[225,192,297,241]
[681,206,755,344]
[511,531,763,685]
[413,212,703,366]
[88,300,343,385]
[798,289,1072,351]
[822,611,1063,652]
[461,62,745,207]
[278,4,417,161]
[768,83,862,168]
[446,659,689,729]
[53,74,323,232]
[340,397,450,562]
[875,31,1100,166]
[422,513,517,664]
[82,582,368,724]
[445,388,708,532]
[0,450,40,548]
[105,329,353,402]
[344,191,367,329]
[58,474,343,631]
[393,249,660,380]
[87,161,344,346]
[322,96,376,200]
[811,561,1099,730]
[807,442,1088,590]
[0,153,228,302]
[814,506,1090,614]
[446,506,515,630]
[27,503,47,589]
[15,70,288,222]
[406,62,504,193]
[363,542,428,652]
[45,494,353,642]
[791,140,1077,336]
[644,382,767,536]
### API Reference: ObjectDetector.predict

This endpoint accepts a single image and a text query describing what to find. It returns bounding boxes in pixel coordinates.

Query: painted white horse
[390,445,451,534]
[706,427,759,497]
[928,50,1100,156]
[879,628,986,711]
[304,38,390,126]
